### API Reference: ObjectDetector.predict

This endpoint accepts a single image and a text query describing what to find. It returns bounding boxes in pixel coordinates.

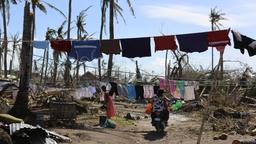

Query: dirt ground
[52,102,255,144]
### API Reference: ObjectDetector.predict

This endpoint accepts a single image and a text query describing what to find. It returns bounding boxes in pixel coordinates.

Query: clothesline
[0,29,228,42]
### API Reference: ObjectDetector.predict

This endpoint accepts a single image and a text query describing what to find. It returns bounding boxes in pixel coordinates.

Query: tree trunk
[29,4,36,79]
[53,51,58,84]
[44,47,49,85]
[9,41,16,74]
[98,1,106,81]
[107,0,114,80]
[211,22,214,74]
[40,48,46,84]
[0,28,2,74]
[64,0,72,87]
[9,2,33,118]
[76,60,79,84]
[165,50,168,78]
[1,0,8,78]
[220,51,224,80]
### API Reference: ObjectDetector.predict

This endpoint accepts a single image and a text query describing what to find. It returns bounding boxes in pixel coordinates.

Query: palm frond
[126,0,135,16]
[114,2,125,23]
[209,7,226,30]
[6,0,11,24]
[42,0,67,19]
[36,2,47,13]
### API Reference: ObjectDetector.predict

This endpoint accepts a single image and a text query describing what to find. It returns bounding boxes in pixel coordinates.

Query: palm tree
[9,33,21,74]
[9,0,65,117]
[9,1,33,118]
[30,0,66,79]
[48,21,67,84]
[100,0,135,80]
[75,8,90,84]
[209,7,226,79]
[0,0,18,78]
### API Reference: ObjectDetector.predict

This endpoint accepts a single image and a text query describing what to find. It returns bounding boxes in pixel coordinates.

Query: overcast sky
[4,0,256,76]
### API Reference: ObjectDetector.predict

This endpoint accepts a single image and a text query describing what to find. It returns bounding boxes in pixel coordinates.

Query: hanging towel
[154,35,177,51]
[50,40,71,52]
[153,86,159,94]
[176,80,185,99]
[169,80,176,95]
[143,85,154,99]
[117,84,128,97]
[184,86,195,101]
[135,85,144,100]
[33,41,49,49]
[127,84,136,100]
[120,37,151,58]
[88,86,96,97]
[69,40,102,61]
[232,30,256,57]
[100,39,121,54]
[176,32,208,53]
[159,77,166,90]
[110,82,119,96]
[207,29,231,47]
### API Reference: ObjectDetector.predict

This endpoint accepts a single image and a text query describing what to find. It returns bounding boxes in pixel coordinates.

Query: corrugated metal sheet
[9,123,35,135]
[9,123,71,143]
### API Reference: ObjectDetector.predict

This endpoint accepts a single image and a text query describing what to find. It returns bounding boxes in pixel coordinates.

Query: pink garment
[169,80,176,94]
[159,78,166,89]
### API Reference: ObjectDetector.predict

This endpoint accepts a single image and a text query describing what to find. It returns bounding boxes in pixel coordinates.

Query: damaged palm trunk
[9,2,33,118]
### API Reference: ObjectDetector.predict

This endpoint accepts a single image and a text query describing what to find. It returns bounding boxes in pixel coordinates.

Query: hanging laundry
[50,40,71,52]
[169,80,176,95]
[159,77,168,90]
[135,85,144,100]
[154,35,177,51]
[127,84,136,100]
[184,86,195,101]
[33,41,49,49]
[120,37,151,58]
[88,85,96,97]
[207,29,230,47]
[72,87,90,99]
[176,80,185,99]
[100,39,121,54]
[232,30,256,56]
[176,32,208,53]
[109,82,119,96]
[117,84,123,97]
[69,40,102,61]
[153,86,160,94]
[143,85,154,99]
[122,84,129,97]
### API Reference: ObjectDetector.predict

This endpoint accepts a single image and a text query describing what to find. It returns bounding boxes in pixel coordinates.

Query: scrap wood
[0,83,18,97]
[232,139,256,144]
[241,96,256,104]
[213,108,251,119]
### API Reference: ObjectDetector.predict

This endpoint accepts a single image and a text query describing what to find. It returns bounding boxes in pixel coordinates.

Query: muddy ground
[52,102,255,144]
